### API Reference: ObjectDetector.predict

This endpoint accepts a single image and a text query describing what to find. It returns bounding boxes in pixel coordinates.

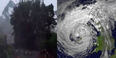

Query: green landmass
[111,38,115,50]
[91,26,106,53]
[91,35,106,53]
[91,26,115,56]
[97,35,106,51]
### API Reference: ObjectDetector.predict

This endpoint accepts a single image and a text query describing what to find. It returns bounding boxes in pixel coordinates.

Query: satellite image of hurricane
[57,0,116,58]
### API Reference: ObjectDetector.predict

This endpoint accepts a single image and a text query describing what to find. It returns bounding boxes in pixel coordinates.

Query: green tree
[46,33,57,58]
[10,0,56,51]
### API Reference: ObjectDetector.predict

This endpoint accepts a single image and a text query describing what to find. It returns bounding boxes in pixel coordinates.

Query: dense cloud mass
[57,0,116,58]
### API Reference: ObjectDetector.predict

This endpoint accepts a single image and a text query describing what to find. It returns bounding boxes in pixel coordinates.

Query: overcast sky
[0,0,57,16]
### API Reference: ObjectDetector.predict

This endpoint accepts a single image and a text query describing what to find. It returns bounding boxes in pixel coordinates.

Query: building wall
[2,0,15,19]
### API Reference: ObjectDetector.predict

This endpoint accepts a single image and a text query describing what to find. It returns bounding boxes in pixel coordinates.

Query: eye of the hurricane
[69,33,82,42]
[57,15,94,57]
[69,23,92,44]
[76,36,82,41]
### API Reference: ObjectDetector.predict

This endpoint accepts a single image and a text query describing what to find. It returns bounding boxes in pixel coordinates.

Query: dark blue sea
[57,45,102,58]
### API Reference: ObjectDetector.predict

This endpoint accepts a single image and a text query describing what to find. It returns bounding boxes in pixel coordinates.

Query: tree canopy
[10,0,56,51]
